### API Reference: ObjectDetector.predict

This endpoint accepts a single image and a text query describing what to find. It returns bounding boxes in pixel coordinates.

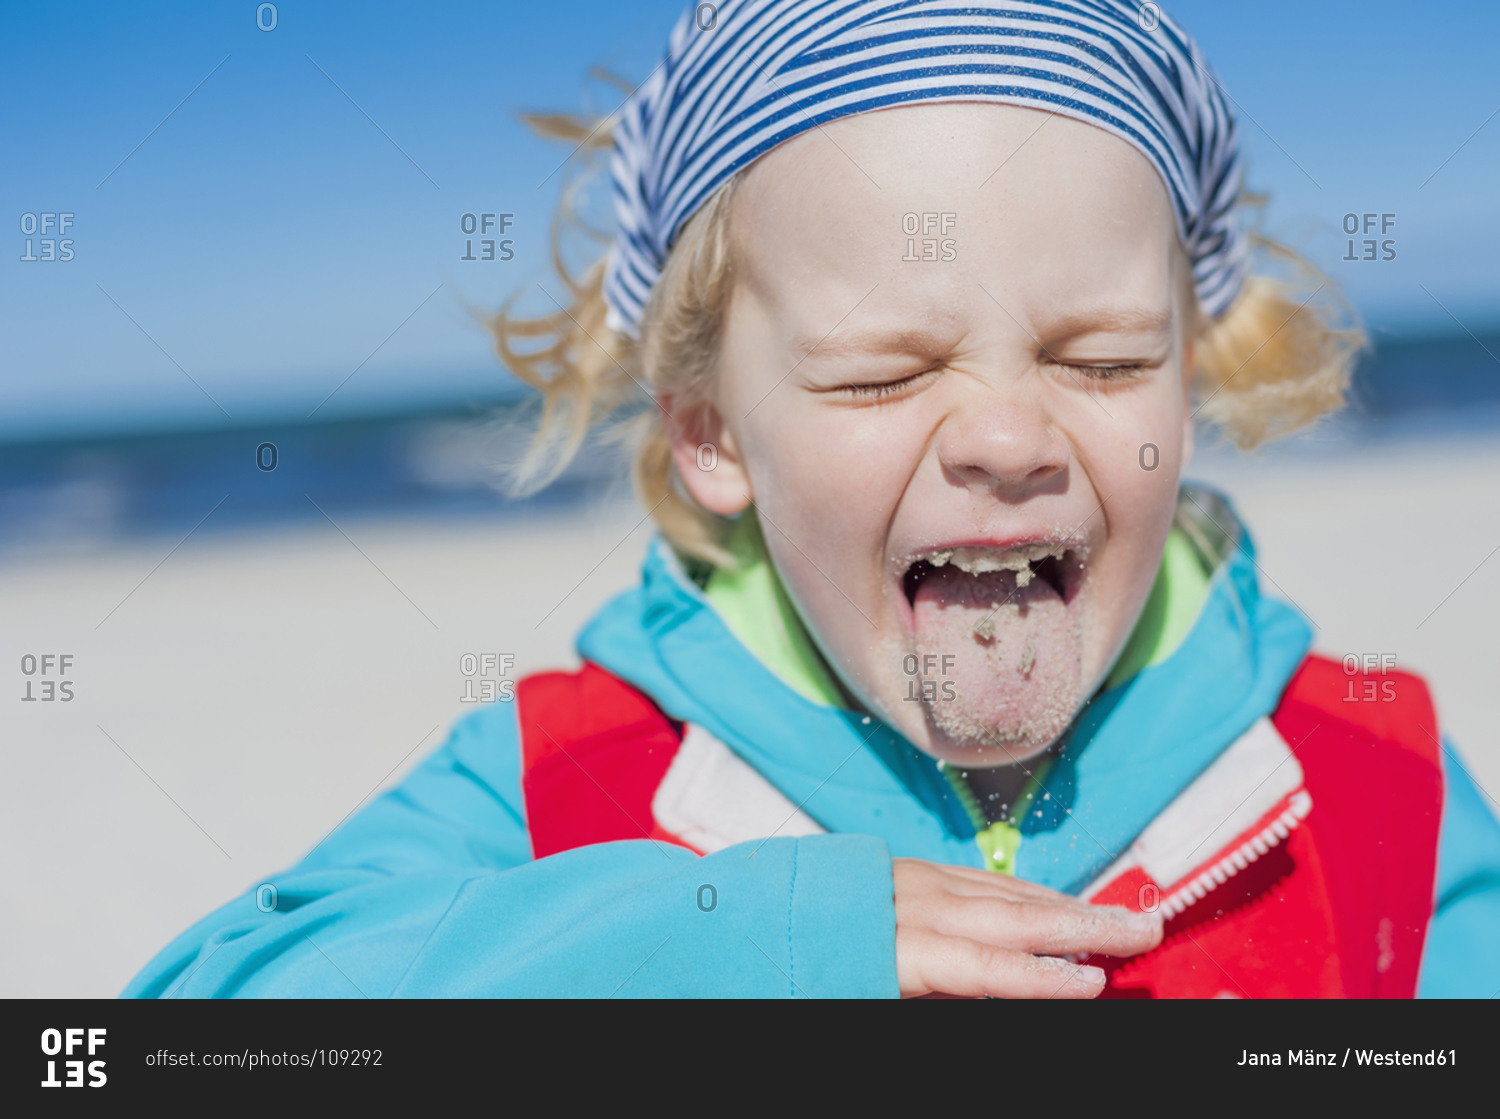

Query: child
[128,0,1500,998]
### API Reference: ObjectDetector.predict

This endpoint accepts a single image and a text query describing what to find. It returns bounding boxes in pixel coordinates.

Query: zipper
[1155,789,1312,920]
[941,761,1051,875]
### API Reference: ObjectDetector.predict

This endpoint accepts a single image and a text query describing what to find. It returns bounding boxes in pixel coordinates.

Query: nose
[935,380,1070,499]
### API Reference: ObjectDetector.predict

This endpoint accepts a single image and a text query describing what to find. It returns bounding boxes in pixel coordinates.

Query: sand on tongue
[910,565,1081,747]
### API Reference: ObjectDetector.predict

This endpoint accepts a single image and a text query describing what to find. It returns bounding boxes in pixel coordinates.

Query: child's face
[674,103,1197,767]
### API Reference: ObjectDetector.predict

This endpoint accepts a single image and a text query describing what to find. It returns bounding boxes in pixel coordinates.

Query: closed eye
[830,366,942,400]
[1052,360,1147,382]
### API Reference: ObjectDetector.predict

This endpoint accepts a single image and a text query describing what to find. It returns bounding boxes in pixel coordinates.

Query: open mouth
[901,542,1080,611]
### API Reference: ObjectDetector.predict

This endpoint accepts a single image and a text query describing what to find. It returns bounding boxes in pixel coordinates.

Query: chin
[918,683,1084,768]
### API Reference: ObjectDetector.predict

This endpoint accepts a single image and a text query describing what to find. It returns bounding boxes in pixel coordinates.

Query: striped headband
[602,0,1249,338]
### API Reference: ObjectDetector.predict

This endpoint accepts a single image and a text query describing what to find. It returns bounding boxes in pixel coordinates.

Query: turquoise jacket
[124,500,1500,998]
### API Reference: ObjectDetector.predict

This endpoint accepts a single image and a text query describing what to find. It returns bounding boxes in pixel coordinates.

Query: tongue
[910,565,1081,747]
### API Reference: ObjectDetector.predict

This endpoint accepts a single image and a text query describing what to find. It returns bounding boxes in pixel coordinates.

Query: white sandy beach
[3,432,1497,997]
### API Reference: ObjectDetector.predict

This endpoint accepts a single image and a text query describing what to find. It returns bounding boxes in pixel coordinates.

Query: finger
[937,871,1098,906]
[928,863,1076,901]
[908,860,1102,910]
[898,928,1106,999]
[938,896,1163,957]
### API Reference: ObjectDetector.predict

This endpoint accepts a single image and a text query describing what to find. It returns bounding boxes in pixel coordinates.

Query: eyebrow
[1039,305,1174,341]
[789,326,953,365]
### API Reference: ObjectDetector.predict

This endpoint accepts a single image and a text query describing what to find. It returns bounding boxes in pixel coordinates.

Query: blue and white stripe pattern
[603,0,1248,336]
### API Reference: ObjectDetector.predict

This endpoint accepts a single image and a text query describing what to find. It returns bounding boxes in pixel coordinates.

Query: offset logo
[19,212,76,262]
[40,1028,107,1088]
[20,654,75,702]
[459,653,517,703]
[1341,212,1397,262]
[459,213,514,262]
[900,212,957,262]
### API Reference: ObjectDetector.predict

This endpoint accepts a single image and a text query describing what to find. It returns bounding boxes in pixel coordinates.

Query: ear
[663,396,754,515]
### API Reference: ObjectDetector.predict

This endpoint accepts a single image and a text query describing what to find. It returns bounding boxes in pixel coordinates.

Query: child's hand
[893,858,1163,998]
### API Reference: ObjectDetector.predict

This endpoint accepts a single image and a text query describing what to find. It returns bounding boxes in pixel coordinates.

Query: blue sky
[3,0,1497,440]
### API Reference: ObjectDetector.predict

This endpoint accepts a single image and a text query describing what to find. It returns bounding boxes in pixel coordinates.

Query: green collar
[1103,521,1213,689]
[702,514,848,707]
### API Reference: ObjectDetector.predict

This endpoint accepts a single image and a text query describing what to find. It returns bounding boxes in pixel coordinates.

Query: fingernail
[1070,965,1106,992]
[1126,911,1163,932]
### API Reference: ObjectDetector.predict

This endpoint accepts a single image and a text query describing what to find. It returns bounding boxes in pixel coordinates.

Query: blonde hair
[491,118,1365,569]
